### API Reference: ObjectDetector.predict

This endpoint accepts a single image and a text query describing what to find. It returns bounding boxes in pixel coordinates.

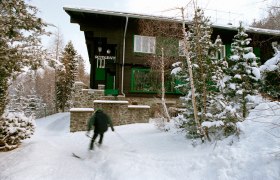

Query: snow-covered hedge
[0,112,35,151]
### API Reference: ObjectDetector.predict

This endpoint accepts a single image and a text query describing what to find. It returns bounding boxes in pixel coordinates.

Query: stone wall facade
[94,100,129,125]
[127,105,150,123]
[71,82,104,108]
[70,108,94,132]
[70,102,150,132]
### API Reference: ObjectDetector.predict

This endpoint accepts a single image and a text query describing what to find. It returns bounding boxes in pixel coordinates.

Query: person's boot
[89,140,94,150]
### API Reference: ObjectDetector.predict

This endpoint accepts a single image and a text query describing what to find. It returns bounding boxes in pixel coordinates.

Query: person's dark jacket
[87,110,114,133]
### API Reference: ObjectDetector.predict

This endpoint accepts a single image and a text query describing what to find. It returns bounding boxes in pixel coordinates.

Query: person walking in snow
[86,109,114,150]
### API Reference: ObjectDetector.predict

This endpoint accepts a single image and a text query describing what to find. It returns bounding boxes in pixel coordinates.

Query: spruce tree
[225,22,260,118]
[179,8,212,139]
[172,8,222,141]
[0,0,46,151]
[0,0,47,116]
[76,55,86,82]
[173,8,235,141]
[56,41,78,112]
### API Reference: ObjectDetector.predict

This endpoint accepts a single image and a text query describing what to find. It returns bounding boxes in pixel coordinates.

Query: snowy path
[0,103,280,180]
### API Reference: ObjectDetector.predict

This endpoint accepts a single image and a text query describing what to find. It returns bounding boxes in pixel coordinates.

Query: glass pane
[134,35,142,52]
[149,37,156,53]
[142,36,149,53]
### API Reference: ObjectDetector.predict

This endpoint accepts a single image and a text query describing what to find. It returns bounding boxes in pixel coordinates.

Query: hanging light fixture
[98,46,102,53]
[97,39,102,53]
[106,49,111,54]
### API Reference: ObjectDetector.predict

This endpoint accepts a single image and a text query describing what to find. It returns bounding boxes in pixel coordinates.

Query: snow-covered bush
[8,82,43,118]
[0,112,35,151]
[259,43,280,100]
[151,117,170,132]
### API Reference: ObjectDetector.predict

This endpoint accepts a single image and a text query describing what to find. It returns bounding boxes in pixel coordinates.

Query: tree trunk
[0,76,8,116]
[161,48,171,122]
[242,92,247,118]
[181,7,206,141]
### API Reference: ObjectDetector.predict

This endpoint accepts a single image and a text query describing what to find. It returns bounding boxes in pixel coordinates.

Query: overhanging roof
[63,6,280,37]
[64,6,179,22]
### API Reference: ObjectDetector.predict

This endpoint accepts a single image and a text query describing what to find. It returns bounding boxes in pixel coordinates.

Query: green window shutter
[225,44,231,57]
[131,68,156,92]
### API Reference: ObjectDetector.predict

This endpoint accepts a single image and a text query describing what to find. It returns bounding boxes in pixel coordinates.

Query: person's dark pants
[89,131,104,150]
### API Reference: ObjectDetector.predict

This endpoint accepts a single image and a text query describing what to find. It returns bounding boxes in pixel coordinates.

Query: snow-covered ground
[0,101,280,180]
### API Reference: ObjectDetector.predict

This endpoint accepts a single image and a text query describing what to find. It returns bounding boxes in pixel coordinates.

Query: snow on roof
[63,6,280,36]
[63,6,178,22]
[128,105,150,109]
[70,108,94,112]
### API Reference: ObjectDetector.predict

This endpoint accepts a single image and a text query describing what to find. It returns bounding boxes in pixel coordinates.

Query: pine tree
[0,0,46,151]
[172,8,211,141]
[179,8,212,140]
[45,27,65,113]
[75,55,86,82]
[0,0,47,116]
[56,41,78,112]
[172,8,235,141]
[225,22,260,118]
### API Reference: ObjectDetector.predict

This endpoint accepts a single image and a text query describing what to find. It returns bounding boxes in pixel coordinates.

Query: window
[178,40,186,56]
[134,35,156,53]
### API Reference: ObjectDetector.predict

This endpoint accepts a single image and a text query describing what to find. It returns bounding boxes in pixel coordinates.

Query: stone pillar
[93,100,129,125]
[70,108,94,132]
[127,105,150,123]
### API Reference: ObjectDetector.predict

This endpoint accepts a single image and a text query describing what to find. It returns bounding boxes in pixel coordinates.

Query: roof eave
[63,6,280,37]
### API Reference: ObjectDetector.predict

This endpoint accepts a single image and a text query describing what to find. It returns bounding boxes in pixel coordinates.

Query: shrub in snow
[0,112,35,151]
[261,69,280,99]
[151,117,170,132]
[260,43,280,100]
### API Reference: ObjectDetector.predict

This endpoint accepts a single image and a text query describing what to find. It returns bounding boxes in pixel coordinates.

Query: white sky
[28,0,273,73]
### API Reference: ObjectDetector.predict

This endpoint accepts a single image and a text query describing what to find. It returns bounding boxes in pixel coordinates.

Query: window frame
[133,35,156,54]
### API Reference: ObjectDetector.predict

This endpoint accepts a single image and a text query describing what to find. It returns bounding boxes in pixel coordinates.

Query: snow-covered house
[64,7,280,98]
